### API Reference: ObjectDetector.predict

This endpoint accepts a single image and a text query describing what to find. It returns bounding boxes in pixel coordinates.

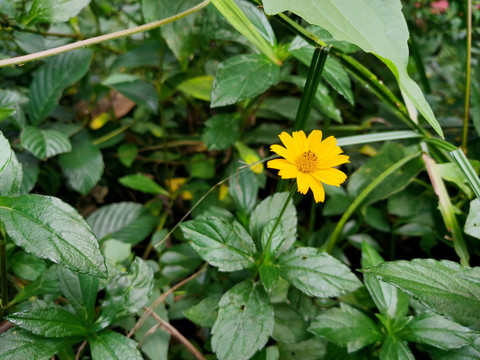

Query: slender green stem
[323,151,422,253]
[462,0,473,152]
[294,46,330,131]
[0,226,8,316]
[0,0,211,68]
[261,184,297,263]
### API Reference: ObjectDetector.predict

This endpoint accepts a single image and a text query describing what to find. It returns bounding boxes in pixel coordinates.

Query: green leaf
[437,161,480,198]
[17,153,39,195]
[211,54,280,107]
[450,149,480,200]
[277,336,328,360]
[361,241,409,319]
[22,0,90,24]
[0,131,23,196]
[90,330,142,360]
[7,307,87,337]
[0,328,77,360]
[465,200,480,239]
[98,257,154,326]
[185,294,222,328]
[380,335,414,360]
[108,81,158,114]
[58,266,99,325]
[117,143,138,168]
[118,173,169,196]
[0,89,28,128]
[28,49,92,125]
[250,192,297,254]
[21,126,71,160]
[87,202,157,245]
[251,346,279,360]
[177,75,214,101]
[181,217,256,272]
[263,0,443,136]
[261,220,285,257]
[11,265,60,305]
[212,279,274,360]
[59,131,104,195]
[228,163,259,214]
[0,108,15,122]
[0,194,107,277]
[363,259,480,329]
[259,263,280,292]
[160,244,202,281]
[428,335,480,359]
[235,0,276,46]
[278,247,361,298]
[202,114,240,151]
[190,153,216,179]
[309,303,382,352]
[397,312,473,350]
[10,251,46,281]
[272,303,310,344]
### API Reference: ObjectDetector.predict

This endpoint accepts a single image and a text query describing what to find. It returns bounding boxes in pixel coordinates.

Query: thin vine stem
[462,0,472,153]
[0,0,211,68]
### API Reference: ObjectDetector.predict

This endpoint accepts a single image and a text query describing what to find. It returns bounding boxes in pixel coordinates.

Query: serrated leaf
[0,194,107,278]
[58,266,99,325]
[7,307,87,337]
[118,173,169,195]
[59,131,104,195]
[250,192,297,254]
[380,335,414,360]
[181,217,256,272]
[0,328,77,360]
[202,114,240,151]
[361,241,409,319]
[22,0,90,24]
[21,126,71,160]
[0,131,23,196]
[363,259,480,329]
[10,251,46,281]
[273,303,310,344]
[90,330,142,360]
[398,312,473,350]
[185,294,222,328]
[87,202,157,245]
[309,303,382,352]
[28,49,92,125]
[212,279,274,360]
[263,0,443,136]
[278,247,361,298]
[228,163,259,214]
[211,54,280,107]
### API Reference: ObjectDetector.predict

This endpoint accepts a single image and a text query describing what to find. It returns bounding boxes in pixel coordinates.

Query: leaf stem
[323,151,422,253]
[0,0,211,68]
[0,225,8,316]
[462,0,473,153]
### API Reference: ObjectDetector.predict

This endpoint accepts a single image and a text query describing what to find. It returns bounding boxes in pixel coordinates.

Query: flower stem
[322,150,422,253]
[462,0,473,153]
[0,225,8,317]
[0,0,211,68]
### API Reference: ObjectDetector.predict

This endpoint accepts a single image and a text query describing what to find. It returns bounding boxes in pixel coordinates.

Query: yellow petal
[312,168,347,186]
[279,131,302,158]
[270,144,297,164]
[307,130,323,151]
[311,136,338,160]
[268,159,299,179]
[317,154,350,169]
[267,158,290,169]
[296,172,311,194]
[309,176,325,203]
[292,131,308,153]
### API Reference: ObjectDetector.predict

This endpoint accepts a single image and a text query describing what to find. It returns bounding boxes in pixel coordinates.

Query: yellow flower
[267,130,349,203]
[165,178,193,200]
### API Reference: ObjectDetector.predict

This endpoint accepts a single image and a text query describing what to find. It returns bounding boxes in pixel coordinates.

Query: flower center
[297,151,317,173]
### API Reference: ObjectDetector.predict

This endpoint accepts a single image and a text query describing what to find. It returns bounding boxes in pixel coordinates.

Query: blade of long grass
[336,131,422,147]
[450,149,480,199]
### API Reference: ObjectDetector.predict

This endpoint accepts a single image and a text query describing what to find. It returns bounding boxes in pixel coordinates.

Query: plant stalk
[462,0,473,152]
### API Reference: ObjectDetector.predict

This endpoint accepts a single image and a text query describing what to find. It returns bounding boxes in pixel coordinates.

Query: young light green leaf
[0,131,23,196]
[380,335,415,360]
[181,217,256,272]
[7,307,87,337]
[278,247,361,298]
[465,199,480,239]
[21,126,71,160]
[263,0,443,136]
[211,54,280,107]
[363,259,480,329]
[177,75,214,101]
[28,49,92,125]
[0,195,107,278]
[87,202,157,245]
[250,192,297,254]
[59,131,104,195]
[309,303,382,352]
[58,266,99,325]
[117,143,138,168]
[90,330,142,360]
[397,312,473,350]
[361,241,409,319]
[118,173,169,196]
[212,279,274,360]
[202,114,240,151]
[273,303,310,344]
[0,328,77,360]
[22,0,90,24]
[185,294,222,328]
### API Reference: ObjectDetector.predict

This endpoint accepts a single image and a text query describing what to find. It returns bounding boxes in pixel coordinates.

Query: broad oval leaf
[263,0,443,136]
[212,279,274,360]
[0,194,107,278]
[363,259,480,329]
[28,49,92,125]
[278,247,361,298]
[90,330,142,360]
[211,53,280,107]
[87,202,157,245]
[181,217,257,272]
[6,307,87,338]
[21,126,71,160]
[0,131,23,196]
